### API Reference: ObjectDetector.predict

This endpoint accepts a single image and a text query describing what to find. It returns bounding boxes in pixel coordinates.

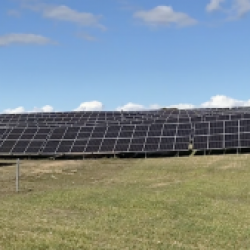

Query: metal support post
[16,158,20,192]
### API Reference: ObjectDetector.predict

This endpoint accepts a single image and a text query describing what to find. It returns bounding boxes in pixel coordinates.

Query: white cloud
[32,105,54,112]
[74,101,103,111]
[206,0,250,18]
[134,6,197,27]
[206,0,225,12]
[24,3,106,30]
[4,107,26,114]
[233,0,250,16]
[167,104,195,109]
[166,96,250,109]
[149,104,162,110]
[117,102,195,111]
[44,5,105,29]
[0,33,55,46]
[201,95,250,108]
[116,96,250,111]
[3,105,55,114]
[116,102,146,111]
[3,96,250,114]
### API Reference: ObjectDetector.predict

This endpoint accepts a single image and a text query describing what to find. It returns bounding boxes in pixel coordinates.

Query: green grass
[1,155,250,249]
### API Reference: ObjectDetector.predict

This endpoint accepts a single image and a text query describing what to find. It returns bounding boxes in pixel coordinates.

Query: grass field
[1,155,250,249]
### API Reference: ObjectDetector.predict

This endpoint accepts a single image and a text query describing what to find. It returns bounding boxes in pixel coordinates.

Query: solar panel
[2,109,250,156]
[162,129,176,137]
[129,144,144,152]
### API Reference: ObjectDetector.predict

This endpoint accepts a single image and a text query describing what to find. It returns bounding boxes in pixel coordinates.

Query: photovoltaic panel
[133,130,148,137]
[77,132,92,139]
[100,144,115,152]
[162,130,176,137]
[210,127,224,134]
[145,137,160,144]
[193,136,208,150]
[225,140,239,148]
[225,134,238,141]
[144,144,159,151]
[240,140,250,147]
[176,129,191,137]
[209,141,223,149]
[210,121,224,128]
[91,132,105,138]
[105,132,119,138]
[148,130,162,137]
[231,114,242,120]
[115,144,129,152]
[3,109,250,156]
[135,125,149,131]
[87,139,102,147]
[174,143,189,151]
[132,138,146,144]
[243,114,250,119]
[150,124,163,130]
[240,120,250,126]
[71,146,85,153]
[85,145,100,153]
[120,131,134,138]
[129,144,144,152]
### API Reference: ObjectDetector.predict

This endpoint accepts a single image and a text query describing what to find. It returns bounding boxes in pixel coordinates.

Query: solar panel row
[1,138,189,155]
[1,108,250,129]
[0,123,191,155]
[1,108,250,156]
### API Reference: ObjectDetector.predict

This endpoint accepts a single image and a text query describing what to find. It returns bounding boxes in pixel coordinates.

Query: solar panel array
[1,107,250,156]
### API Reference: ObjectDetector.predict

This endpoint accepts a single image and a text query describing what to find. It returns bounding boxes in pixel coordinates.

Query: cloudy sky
[1,0,250,113]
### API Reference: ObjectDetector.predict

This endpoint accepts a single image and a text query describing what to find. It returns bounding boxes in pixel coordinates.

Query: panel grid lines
[3,108,250,155]
[142,123,151,152]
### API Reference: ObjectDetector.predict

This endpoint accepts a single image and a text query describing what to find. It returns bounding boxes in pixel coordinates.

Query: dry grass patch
[1,155,250,249]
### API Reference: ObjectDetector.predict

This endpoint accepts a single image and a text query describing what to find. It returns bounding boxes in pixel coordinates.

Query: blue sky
[1,0,250,113]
